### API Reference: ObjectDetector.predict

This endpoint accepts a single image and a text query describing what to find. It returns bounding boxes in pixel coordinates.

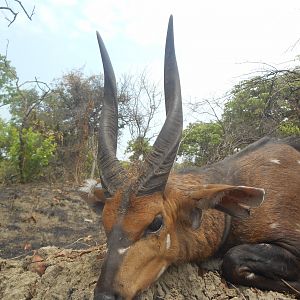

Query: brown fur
[225,143,300,253]
[81,138,300,299]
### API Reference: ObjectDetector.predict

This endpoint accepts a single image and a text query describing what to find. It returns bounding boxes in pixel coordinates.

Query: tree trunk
[90,133,98,179]
[18,126,25,183]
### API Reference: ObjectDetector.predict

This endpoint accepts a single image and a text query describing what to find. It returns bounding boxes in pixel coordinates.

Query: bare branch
[118,70,163,161]
[21,78,51,119]
[14,0,35,20]
[0,0,35,26]
[285,37,300,53]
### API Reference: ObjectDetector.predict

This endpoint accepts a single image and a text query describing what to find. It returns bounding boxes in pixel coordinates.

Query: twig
[0,6,17,26]
[227,282,247,300]
[281,279,300,296]
[52,243,107,260]
[14,0,35,20]
[60,237,86,249]
[10,250,34,260]
[0,0,35,26]
[9,236,104,260]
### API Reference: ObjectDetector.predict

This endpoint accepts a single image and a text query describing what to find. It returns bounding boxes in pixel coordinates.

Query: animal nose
[94,292,122,300]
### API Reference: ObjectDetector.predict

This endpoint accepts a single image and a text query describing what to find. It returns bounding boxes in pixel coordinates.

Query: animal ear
[78,179,107,214]
[190,184,265,218]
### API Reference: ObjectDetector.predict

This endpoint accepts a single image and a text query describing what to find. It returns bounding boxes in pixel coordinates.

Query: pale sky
[1,0,299,139]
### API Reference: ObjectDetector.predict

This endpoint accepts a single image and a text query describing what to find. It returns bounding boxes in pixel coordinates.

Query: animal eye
[147,214,164,234]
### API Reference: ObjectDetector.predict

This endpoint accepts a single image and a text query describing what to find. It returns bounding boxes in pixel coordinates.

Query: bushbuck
[79,15,300,300]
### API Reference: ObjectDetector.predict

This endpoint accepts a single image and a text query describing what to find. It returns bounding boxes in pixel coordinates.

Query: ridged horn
[96,32,126,195]
[137,15,183,195]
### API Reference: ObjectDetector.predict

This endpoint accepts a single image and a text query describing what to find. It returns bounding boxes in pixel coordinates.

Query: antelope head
[81,16,183,300]
[79,15,265,300]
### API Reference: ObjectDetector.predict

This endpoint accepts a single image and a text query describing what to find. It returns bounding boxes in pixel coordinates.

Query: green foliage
[0,120,19,181]
[9,89,41,124]
[15,128,56,181]
[0,119,16,160]
[1,52,299,182]
[179,68,299,166]
[0,54,17,106]
[125,136,152,162]
[278,120,300,136]
[178,122,223,166]
[223,70,300,144]
[224,80,267,133]
[0,118,7,159]
[0,120,57,182]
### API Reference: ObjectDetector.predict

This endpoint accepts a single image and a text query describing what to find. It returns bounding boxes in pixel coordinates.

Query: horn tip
[167,15,174,41]
[168,15,173,28]
[96,31,102,42]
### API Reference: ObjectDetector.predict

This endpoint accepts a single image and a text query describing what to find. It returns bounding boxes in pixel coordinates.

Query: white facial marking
[298,160,300,164]
[296,223,300,233]
[118,246,130,255]
[155,266,166,281]
[270,159,280,165]
[166,234,171,250]
[246,273,255,280]
[270,222,279,229]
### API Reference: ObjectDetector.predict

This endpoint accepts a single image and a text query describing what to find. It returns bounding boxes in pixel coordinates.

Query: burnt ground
[0,183,105,259]
[0,183,296,299]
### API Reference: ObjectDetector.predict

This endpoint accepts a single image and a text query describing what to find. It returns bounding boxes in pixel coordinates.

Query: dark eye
[146,214,164,234]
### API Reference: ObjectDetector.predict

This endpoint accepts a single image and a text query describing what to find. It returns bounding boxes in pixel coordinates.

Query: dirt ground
[0,183,296,299]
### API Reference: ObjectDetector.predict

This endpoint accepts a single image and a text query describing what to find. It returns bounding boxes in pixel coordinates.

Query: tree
[1,60,163,182]
[0,53,17,107]
[0,117,7,159]
[178,122,223,166]
[120,71,162,162]
[125,136,152,162]
[222,67,300,150]
[37,69,139,182]
[0,119,56,182]
[0,52,52,182]
[48,71,104,182]
[180,65,300,166]
[0,119,16,181]
[15,86,51,182]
